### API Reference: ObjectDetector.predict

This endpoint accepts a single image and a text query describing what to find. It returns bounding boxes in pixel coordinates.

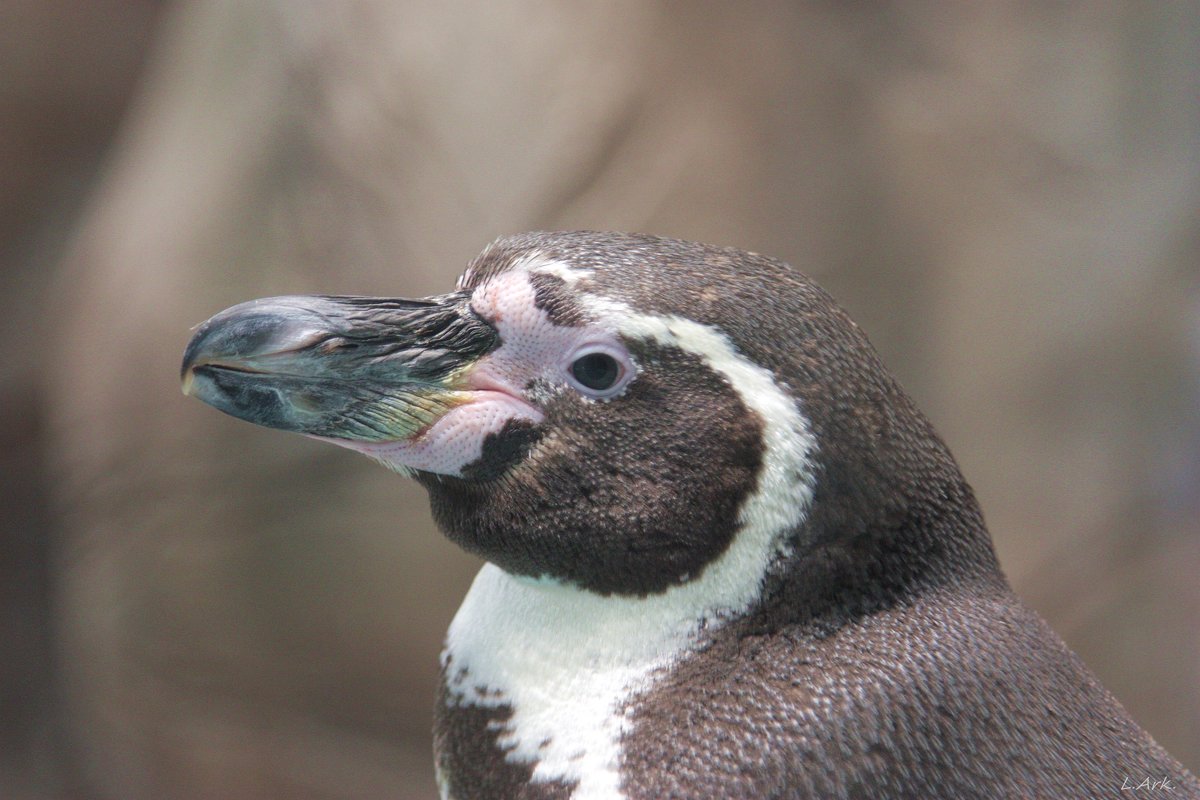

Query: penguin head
[183,231,992,600]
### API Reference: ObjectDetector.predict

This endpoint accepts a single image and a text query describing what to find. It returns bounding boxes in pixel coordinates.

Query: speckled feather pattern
[185,231,1200,799]
[433,267,822,797]
[433,232,1198,799]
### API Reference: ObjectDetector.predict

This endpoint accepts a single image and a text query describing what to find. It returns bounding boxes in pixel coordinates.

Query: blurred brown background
[2,2,1197,798]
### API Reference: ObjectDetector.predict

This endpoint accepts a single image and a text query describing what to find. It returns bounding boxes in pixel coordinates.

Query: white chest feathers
[441,564,685,799]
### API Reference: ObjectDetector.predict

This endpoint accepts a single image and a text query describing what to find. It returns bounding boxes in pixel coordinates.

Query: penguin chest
[432,565,684,800]
[433,657,642,799]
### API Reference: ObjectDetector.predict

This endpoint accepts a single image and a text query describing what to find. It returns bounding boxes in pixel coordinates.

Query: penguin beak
[180,293,498,443]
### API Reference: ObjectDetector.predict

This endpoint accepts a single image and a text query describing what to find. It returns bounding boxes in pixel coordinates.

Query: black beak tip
[181,319,214,379]
[180,298,332,382]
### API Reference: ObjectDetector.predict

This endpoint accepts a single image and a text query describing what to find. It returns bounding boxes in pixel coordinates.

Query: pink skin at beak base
[314,374,543,476]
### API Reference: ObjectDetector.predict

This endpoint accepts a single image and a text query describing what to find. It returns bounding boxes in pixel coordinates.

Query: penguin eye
[572,353,619,389]
[565,345,633,399]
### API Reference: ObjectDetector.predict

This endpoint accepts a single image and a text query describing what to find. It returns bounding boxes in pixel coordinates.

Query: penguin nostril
[316,336,367,355]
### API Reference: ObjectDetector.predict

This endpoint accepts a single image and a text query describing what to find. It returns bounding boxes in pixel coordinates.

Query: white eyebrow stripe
[526,254,594,286]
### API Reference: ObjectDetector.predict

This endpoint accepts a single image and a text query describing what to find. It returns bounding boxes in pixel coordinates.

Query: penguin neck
[440,466,812,798]
[447,559,739,680]
[755,472,1008,637]
[443,471,809,691]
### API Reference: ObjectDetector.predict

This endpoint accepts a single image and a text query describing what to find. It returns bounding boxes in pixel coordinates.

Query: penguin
[181,231,1199,799]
